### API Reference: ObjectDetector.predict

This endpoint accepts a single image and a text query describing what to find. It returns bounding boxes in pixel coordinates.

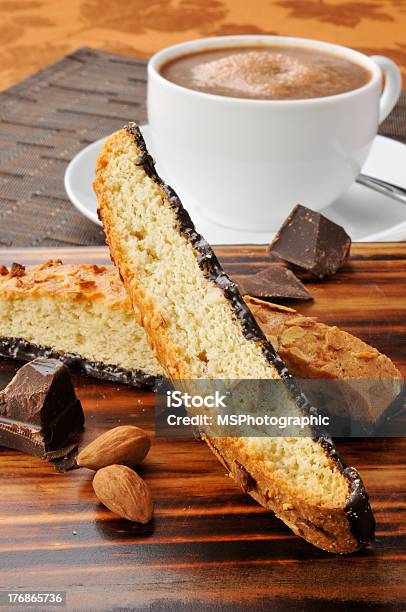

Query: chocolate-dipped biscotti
[0,261,163,388]
[246,296,403,429]
[0,262,401,430]
[94,122,376,553]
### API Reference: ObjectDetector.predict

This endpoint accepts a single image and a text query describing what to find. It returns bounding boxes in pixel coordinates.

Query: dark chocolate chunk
[238,265,313,301]
[270,204,351,278]
[0,358,84,471]
[52,446,80,473]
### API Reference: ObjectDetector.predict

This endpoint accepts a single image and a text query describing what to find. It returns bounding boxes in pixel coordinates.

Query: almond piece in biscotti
[93,464,153,523]
[77,425,151,470]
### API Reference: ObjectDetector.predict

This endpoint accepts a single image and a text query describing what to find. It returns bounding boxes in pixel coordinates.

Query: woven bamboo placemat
[0,47,405,247]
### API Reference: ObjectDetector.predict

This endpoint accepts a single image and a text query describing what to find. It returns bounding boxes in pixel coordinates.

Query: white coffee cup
[147,36,401,232]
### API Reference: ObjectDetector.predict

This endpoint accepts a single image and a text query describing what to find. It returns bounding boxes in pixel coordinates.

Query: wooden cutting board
[0,244,405,611]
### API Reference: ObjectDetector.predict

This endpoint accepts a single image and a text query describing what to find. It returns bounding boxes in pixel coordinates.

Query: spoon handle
[356,174,406,205]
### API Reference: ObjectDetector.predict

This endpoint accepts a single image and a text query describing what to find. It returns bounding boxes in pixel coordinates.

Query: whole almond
[93,464,153,523]
[77,425,150,470]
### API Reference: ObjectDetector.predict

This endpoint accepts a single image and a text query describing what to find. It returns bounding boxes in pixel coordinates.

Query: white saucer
[65,125,406,243]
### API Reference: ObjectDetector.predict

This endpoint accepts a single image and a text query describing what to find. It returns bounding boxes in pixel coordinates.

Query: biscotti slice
[94,122,375,553]
[1,261,400,431]
[0,260,163,387]
[246,296,404,429]
[0,261,400,429]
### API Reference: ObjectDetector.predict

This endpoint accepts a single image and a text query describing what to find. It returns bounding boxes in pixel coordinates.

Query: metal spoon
[356,174,406,205]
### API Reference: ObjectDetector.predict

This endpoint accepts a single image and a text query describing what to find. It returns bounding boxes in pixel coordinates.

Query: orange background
[0,0,405,90]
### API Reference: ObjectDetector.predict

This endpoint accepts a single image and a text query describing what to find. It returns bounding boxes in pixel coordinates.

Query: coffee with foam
[160,45,371,100]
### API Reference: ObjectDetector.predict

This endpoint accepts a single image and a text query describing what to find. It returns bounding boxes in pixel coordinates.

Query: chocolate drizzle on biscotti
[344,467,376,548]
[125,122,375,550]
[0,337,158,389]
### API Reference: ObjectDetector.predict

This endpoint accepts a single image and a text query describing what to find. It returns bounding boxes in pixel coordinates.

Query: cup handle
[370,55,402,123]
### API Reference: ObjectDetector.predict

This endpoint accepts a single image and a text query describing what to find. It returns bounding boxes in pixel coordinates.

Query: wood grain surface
[0,244,405,611]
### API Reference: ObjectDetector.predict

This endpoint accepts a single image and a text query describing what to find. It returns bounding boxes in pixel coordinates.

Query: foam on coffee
[160,46,371,100]
[192,51,320,99]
